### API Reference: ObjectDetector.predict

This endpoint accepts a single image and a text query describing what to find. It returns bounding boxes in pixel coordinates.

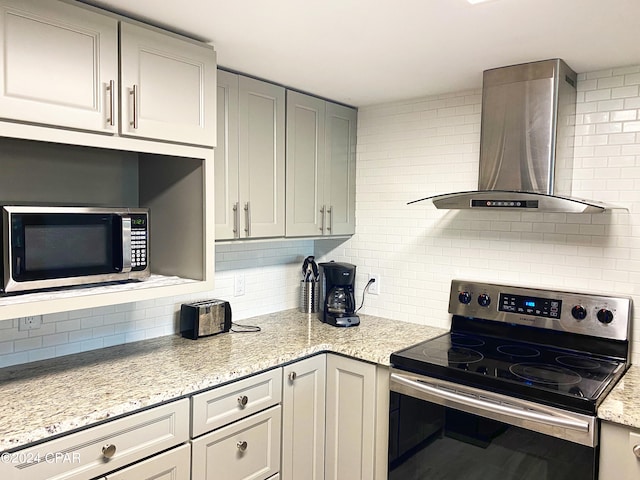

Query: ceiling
[81,0,640,107]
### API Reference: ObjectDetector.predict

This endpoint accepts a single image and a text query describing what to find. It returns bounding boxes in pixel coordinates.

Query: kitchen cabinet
[325,354,377,480]
[281,355,326,480]
[0,0,216,146]
[0,399,190,480]
[106,443,191,480]
[0,0,215,320]
[215,69,285,240]
[119,22,215,146]
[599,420,640,479]
[191,406,282,480]
[285,91,357,237]
[191,368,283,480]
[0,0,118,133]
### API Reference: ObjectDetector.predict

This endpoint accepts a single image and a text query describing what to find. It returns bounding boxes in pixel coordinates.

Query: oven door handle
[390,372,590,433]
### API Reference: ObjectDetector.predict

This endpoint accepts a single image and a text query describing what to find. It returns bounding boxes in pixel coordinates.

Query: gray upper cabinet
[286,91,356,237]
[120,22,216,146]
[215,70,285,240]
[0,0,216,147]
[0,0,118,133]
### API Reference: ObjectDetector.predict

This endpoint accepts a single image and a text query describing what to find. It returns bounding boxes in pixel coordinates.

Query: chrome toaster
[180,299,231,339]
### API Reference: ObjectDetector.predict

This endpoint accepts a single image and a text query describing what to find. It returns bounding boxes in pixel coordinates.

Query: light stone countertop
[598,365,640,430]
[0,309,445,452]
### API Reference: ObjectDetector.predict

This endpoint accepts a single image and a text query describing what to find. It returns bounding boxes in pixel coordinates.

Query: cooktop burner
[391,330,625,413]
[390,280,632,415]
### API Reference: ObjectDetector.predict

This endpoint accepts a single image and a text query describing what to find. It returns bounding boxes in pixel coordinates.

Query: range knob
[571,305,587,320]
[458,291,472,304]
[597,309,614,324]
[477,294,491,307]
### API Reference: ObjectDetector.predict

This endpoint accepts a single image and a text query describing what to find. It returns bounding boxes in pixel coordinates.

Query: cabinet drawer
[0,399,189,480]
[192,368,282,437]
[107,443,190,480]
[191,405,281,480]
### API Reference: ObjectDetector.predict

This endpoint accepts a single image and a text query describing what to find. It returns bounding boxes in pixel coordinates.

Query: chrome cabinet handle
[244,202,251,237]
[106,80,115,127]
[320,205,326,233]
[233,202,239,238]
[237,395,248,407]
[327,205,333,233]
[129,84,138,129]
[102,443,116,459]
[237,440,248,452]
[288,371,297,382]
[633,445,640,459]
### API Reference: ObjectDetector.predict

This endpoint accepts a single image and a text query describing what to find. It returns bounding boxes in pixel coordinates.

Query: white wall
[1,64,638,368]
[323,64,640,362]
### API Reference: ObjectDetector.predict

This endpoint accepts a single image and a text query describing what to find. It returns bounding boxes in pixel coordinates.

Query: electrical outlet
[368,274,380,295]
[234,273,245,296]
[18,315,42,331]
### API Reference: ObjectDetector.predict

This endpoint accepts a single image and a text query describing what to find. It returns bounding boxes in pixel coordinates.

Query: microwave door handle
[121,216,132,273]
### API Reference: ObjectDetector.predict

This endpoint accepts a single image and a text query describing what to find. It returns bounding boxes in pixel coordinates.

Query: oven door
[389,370,598,480]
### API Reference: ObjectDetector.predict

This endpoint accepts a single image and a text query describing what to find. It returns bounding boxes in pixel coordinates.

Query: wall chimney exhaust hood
[409,59,619,213]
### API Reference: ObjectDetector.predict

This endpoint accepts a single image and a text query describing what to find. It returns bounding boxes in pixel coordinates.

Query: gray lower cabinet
[0,399,190,480]
[215,69,286,240]
[286,91,357,237]
[281,355,327,480]
[190,368,283,480]
[599,420,640,479]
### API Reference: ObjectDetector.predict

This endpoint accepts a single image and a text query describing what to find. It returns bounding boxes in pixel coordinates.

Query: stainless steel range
[389,280,632,480]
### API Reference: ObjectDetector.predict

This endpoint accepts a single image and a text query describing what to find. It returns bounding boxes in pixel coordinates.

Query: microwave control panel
[130,214,147,270]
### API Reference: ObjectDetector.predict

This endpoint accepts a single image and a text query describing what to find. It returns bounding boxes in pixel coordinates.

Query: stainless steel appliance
[409,59,618,213]
[1,206,149,294]
[389,280,631,480]
[318,261,359,327]
[180,299,232,339]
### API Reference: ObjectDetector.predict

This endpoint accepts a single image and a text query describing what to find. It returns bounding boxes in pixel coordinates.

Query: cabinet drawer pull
[320,205,326,233]
[237,440,248,452]
[102,443,116,459]
[233,202,240,238]
[238,395,248,407]
[633,444,640,458]
[288,371,297,382]
[327,205,333,232]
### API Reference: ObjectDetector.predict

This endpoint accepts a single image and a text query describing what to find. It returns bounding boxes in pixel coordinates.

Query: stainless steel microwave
[1,206,150,294]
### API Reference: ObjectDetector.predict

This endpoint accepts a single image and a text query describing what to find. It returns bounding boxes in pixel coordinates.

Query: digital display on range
[499,293,562,319]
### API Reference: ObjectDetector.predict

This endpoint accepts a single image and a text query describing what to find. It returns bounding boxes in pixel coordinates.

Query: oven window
[389,392,596,480]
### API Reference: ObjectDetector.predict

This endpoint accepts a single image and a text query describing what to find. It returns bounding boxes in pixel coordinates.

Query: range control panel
[449,280,631,341]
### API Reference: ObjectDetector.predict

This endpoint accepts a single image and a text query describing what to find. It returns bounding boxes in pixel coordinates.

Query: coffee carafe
[318,261,360,327]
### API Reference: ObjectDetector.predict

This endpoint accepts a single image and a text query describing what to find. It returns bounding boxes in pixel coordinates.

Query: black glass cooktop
[391,330,626,414]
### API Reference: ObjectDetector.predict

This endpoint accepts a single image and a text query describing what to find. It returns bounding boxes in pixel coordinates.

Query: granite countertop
[598,365,640,430]
[0,309,445,452]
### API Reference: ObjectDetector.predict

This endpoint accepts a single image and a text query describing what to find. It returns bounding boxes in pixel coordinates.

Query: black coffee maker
[318,261,360,327]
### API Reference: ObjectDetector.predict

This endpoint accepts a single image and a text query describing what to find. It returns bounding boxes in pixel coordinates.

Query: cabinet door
[324,102,357,236]
[325,354,376,480]
[215,70,240,240]
[285,91,326,237]
[191,406,281,480]
[0,0,118,133]
[238,76,285,238]
[599,421,640,479]
[107,443,191,480]
[120,22,216,146]
[281,355,326,480]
